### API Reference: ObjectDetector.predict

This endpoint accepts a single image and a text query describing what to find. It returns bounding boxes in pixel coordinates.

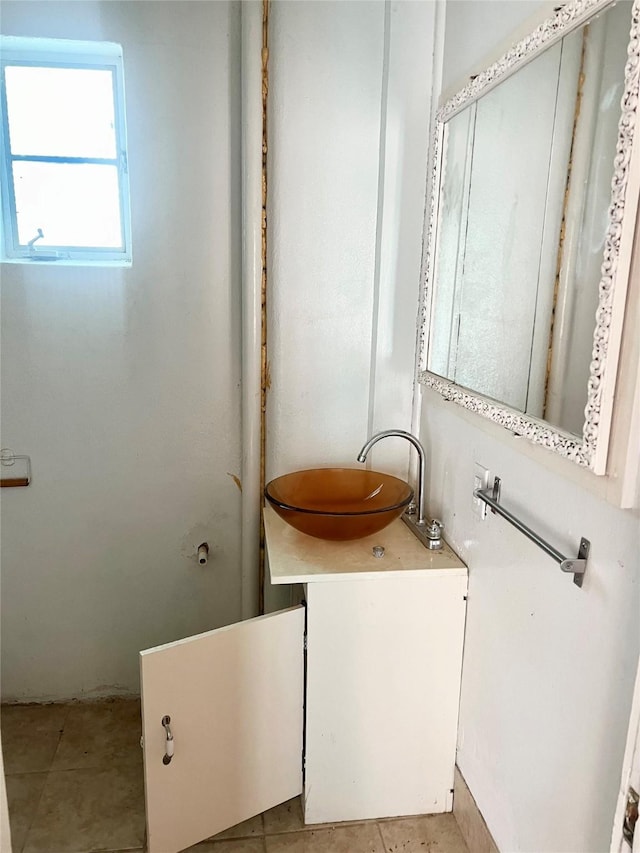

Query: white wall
[0,1,243,700]
[267,0,434,479]
[421,392,639,852]
[440,0,556,99]
[422,2,640,850]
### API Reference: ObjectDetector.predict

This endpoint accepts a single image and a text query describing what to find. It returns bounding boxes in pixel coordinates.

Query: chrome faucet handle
[425,518,444,550]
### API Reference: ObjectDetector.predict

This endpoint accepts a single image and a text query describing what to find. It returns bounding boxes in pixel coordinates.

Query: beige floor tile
[52,698,142,771]
[263,798,304,835]
[184,839,266,852]
[211,813,264,840]
[1,703,69,774]
[265,823,385,853]
[378,814,468,853]
[5,773,48,853]
[22,764,145,853]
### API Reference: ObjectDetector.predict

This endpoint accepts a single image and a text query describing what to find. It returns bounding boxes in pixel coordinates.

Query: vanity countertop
[264,503,467,585]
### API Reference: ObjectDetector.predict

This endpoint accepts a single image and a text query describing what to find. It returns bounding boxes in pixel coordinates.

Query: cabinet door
[140,606,305,853]
[304,576,467,823]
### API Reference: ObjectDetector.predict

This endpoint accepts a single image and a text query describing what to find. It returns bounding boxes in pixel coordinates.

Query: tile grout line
[375,820,388,852]
[18,769,50,853]
[44,700,72,775]
[3,703,71,853]
[20,704,69,853]
[264,827,314,838]
[3,768,51,776]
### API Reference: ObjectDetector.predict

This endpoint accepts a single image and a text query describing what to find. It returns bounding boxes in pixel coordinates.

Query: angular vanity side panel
[304,574,468,824]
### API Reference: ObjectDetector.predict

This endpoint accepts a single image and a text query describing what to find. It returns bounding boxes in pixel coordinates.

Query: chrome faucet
[356,429,427,527]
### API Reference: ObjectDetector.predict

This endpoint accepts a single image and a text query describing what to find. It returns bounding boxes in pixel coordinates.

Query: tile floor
[2,699,469,853]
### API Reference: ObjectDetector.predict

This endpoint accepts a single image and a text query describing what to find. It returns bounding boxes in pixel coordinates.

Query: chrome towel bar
[473,477,590,588]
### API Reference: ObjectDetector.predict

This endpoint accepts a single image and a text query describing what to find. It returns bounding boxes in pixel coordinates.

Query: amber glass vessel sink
[264,468,413,541]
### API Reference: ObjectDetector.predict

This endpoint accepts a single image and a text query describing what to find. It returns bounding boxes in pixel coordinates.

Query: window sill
[1,256,132,268]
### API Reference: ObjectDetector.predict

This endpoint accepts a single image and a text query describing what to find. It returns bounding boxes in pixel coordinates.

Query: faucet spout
[356,429,427,526]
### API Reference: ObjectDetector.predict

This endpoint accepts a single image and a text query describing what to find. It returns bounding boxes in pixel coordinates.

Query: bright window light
[0,37,132,265]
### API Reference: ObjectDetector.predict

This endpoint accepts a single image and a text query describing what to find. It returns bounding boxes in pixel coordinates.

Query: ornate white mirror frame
[417,0,640,474]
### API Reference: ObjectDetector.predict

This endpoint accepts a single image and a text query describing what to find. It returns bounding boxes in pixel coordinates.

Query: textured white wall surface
[421,392,640,852]
[266,0,434,481]
[0,1,243,700]
[440,0,557,98]
[424,2,640,850]
[267,0,383,477]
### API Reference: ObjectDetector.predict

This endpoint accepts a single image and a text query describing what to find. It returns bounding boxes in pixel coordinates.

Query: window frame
[0,37,132,266]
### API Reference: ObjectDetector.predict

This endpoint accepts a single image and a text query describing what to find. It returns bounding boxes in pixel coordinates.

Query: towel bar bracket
[560,537,590,587]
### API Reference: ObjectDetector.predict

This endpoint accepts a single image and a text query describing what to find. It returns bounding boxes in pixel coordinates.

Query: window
[0,37,131,265]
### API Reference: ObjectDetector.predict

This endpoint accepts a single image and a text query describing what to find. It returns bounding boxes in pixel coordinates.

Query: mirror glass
[427,0,631,436]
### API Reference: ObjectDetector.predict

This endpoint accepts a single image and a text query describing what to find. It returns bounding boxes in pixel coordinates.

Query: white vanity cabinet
[139,506,468,853]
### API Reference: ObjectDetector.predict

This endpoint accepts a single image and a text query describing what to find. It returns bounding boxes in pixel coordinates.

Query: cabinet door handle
[162,715,174,765]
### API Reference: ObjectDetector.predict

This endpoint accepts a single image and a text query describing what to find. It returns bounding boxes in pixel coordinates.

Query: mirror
[419,0,639,473]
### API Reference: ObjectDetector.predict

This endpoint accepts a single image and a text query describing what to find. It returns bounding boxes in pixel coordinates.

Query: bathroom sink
[264,468,413,541]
